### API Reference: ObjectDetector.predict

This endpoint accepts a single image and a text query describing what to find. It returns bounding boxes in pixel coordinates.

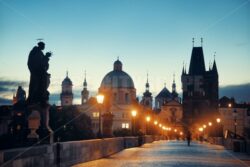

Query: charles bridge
[1,135,250,167]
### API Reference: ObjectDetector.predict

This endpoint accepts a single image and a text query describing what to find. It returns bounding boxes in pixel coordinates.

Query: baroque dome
[100,59,134,89]
[62,72,73,86]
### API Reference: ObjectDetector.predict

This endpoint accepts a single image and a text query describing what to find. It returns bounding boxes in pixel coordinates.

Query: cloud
[219,83,250,102]
[0,97,12,106]
[0,78,28,105]
[0,79,28,93]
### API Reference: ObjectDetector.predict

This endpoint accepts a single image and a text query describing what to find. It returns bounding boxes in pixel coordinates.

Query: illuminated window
[122,123,129,129]
[93,112,99,118]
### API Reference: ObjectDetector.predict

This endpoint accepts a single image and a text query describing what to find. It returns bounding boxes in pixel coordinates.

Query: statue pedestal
[27,102,53,144]
[27,110,40,144]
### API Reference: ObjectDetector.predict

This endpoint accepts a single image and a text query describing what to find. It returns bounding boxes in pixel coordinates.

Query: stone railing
[0,135,163,167]
[209,137,250,154]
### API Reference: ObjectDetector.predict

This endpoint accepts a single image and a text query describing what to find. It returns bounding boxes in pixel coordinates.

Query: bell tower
[60,71,73,106]
[81,71,89,104]
[141,73,153,109]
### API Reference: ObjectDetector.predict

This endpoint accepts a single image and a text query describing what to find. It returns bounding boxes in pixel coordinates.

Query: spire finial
[164,82,166,87]
[83,70,87,88]
[173,73,175,83]
[185,63,187,74]
[66,70,68,77]
[192,38,194,47]
[201,37,203,46]
[214,52,216,61]
[117,56,119,60]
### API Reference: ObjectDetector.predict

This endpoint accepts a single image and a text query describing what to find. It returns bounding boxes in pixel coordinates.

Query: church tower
[13,86,26,104]
[141,74,153,109]
[60,71,73,106]
[181,39,219,125]
[171,74,178,100]
[81,71,89,104]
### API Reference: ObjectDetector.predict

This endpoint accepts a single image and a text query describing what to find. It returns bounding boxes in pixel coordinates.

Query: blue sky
[0,0,249,104]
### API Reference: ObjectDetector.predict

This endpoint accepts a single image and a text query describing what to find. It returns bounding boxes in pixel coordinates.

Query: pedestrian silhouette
[186,130,191,146]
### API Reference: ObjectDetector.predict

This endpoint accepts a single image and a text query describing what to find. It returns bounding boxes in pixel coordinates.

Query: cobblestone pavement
[73,140,250,167]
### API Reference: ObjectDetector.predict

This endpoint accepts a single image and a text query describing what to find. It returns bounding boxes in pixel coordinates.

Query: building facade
[219,96,250,138]
[182,43,219,126]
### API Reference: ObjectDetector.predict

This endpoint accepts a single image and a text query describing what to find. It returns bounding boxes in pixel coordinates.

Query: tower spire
[192,38,194,47]
[182,62,185,75]
[212,52,218,75]
[145,72,149,91]
[83,70,87,88]
[66,70,68,77]
[201,37,203,47]
[172,73,176,94]
[173,73,175,83]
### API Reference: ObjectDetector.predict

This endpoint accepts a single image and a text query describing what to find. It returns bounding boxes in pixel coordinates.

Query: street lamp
[131,110,137,135]
[233,109,237,139]
[216,118,221,123]
[208,122,212,126]
[145,116,151,135]
[96,94,104,138]
[216,118,222,137]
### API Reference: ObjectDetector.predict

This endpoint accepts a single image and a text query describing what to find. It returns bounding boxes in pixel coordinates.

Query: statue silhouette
[27,42,51,106]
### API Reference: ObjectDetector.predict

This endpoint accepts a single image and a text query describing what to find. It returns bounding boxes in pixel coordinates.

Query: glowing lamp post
[199,127,204,142]
[216,118,222,137]
[233,109,238,139]
[131,110,137,135]
[96,94,104,138]
[145,116,151,135]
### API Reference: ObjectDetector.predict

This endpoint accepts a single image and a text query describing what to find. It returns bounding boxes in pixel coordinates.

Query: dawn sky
[0,0,249,104]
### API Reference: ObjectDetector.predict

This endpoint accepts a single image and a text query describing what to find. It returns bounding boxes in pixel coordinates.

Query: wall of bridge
[0,135,163,167]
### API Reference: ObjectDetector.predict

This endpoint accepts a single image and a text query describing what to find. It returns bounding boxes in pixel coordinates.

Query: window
[125,93,129,104]
[113,93,117,102]
[93,112,99,118]
[122,123,129,129]
[247,109,250,116]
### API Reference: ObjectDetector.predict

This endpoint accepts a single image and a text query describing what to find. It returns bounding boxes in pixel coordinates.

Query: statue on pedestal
[26,41,53,143]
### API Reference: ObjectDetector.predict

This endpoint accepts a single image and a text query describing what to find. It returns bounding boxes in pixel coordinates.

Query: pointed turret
[212,60,218,75]
[83,70,87,88]
[188,46,206,75]
[145,73,149,91]
[182,62,185,75]
[172,74,176,93]
[81,70,89,104]
[172,74,178,99]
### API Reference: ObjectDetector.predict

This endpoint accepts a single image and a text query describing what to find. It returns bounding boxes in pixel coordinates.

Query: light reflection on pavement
[73,140,250,167]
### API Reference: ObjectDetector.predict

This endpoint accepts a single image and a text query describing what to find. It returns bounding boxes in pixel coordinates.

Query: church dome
[100,59,134,89]
[62,72,72,86]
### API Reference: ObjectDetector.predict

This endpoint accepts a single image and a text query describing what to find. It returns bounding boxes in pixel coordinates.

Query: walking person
[186,130,191,146]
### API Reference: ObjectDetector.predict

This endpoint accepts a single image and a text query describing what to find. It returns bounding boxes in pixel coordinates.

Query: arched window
[125,93,129,104]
